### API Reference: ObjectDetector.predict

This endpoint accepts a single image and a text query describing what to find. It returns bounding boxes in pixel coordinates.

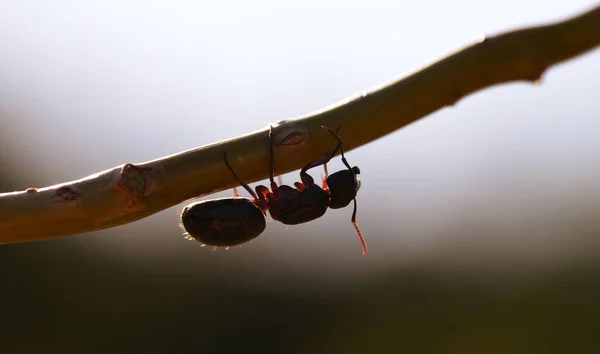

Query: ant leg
[224,152,258,200]
[268,125,278,192]
[322,163,329,189]
[254,185,270,212]
[294,182,307,191]
[298,129,343,185]
[301,140,341,174]
[351,198,368,256]
[321,125,354,174]
[233,187,240,197]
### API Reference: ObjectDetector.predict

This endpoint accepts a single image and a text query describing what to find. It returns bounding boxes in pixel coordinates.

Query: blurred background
[1,1,600,353]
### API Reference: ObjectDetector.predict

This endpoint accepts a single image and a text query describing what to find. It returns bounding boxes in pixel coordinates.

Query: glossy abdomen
[181,197,266,247]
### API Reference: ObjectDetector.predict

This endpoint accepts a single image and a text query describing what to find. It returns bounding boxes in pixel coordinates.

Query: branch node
[447,89,465,107]
[528,59,549,85]
[275,126,311,148]
[53,186,82,204]
[117,163,153,210]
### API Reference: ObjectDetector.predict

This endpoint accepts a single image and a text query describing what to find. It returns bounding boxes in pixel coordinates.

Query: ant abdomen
[181,197,266,247]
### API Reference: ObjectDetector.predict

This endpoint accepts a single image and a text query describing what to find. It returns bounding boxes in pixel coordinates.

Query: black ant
[180,125,367,255]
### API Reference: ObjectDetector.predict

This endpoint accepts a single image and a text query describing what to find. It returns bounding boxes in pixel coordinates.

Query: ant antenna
[321,125,366,256]
[352,198,367,256]
[321,125,354,176]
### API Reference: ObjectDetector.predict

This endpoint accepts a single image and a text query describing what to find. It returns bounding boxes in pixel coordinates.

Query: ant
[180,125,367,255]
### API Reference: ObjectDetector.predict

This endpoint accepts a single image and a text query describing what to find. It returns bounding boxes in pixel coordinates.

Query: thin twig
[1,5,600,243]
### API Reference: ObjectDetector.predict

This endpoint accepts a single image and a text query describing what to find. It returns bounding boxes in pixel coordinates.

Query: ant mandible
[180,125,367,255]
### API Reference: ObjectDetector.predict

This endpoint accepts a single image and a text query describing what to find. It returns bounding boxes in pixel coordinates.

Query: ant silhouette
[181,125,367,255]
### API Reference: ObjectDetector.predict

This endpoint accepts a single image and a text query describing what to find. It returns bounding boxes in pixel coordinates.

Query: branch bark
[2,5,600,243]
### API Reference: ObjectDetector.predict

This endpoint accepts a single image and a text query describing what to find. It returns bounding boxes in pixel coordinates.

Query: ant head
[327,165,360,209]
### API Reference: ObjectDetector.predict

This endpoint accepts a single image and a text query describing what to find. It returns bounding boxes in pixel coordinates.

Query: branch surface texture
[1,5,600,243]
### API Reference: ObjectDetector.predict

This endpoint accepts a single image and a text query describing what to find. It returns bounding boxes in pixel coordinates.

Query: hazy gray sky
[1,0,599,271]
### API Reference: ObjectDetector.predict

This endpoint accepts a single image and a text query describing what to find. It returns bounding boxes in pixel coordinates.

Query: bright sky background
[1,0,599,277]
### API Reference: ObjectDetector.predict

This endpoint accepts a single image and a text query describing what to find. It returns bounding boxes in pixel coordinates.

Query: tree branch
[2,5,600,243]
